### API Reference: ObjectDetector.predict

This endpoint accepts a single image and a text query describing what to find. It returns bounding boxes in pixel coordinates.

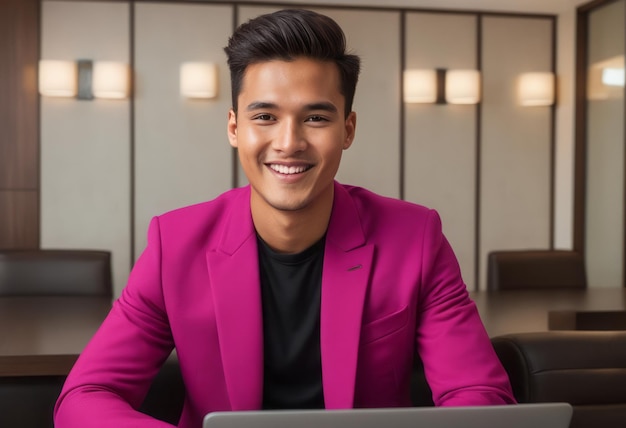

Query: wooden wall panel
[0,192,39,249]
[0,0,39,249]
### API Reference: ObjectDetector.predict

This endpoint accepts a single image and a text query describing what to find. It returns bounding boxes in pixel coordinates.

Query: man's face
[227,58,356,216]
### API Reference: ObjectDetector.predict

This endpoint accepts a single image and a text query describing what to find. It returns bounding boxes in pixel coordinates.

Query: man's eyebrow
[245,101,278,111]
[305,102,338,113]
[244,101,338,114]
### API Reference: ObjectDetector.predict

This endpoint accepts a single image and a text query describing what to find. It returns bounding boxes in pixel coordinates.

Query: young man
[54,9,515,428]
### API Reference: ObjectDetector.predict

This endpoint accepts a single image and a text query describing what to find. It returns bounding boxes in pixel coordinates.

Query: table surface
[0,296,111,376]
[470,287,626,337]
[2,288,626,377]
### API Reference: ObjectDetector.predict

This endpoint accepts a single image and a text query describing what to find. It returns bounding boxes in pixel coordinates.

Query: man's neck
[251,193,333,255]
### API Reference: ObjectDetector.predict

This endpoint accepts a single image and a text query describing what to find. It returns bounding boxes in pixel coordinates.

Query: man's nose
[273,120,306,154]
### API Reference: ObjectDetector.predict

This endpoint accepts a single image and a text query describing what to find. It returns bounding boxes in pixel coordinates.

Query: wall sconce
[180,62,218,99]
[404,68,480,104]
[93,62,129,99]
[39,60,77,97]
[445,69,481,104]
[39,59,129,100]
[403,69,438,103]
[518,72,555,106]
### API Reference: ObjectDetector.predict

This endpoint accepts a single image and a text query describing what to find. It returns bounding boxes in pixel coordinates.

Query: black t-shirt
[257,234,325,410]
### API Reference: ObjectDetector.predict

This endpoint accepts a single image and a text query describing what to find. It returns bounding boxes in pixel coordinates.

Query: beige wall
[585,0,625,288]
[133,3,234,256]
[40,1,131,296]
[40,1,564,294]
[404,12,478,288]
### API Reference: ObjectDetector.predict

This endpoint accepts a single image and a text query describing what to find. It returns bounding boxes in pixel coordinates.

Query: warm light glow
[403,69,437,103]
[602,68,624,87]
[445,70,481,104]
[180,62,218,99]
[39,60,77,97]
[518,72,555,106]
[93,62,129,99]
[587,55,624,100]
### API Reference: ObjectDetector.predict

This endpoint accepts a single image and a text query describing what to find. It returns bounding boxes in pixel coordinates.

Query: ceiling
[237,0,591,14]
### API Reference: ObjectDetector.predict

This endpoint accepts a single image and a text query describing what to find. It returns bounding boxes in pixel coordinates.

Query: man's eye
[306,115,327,122]
[254,114,273,121]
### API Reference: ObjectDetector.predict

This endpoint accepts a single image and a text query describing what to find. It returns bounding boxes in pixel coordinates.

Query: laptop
[203,403,573,428]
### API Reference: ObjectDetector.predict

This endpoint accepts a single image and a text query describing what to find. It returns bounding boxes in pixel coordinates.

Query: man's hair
[224,9,361,117]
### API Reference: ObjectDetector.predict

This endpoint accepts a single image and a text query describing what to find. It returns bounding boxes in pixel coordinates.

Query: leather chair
[0,360,184,428]
[487,250,586,291]
[492,331,626,428]
[0,375,66,428]
[140,356,186,425]
[0,249,112,296]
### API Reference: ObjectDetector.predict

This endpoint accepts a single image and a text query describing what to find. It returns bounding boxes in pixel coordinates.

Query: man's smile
[267,163,313,175]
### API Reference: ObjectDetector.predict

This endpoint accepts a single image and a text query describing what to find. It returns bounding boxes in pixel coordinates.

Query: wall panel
[0,191,39,249]
[404,12,477,289]
[40,1,131,296]
[134,3,234,260]
[36,2,557,295]
[480,16,553,289]
[232,5,278,188]
[0,0,39,249]
[321,7,401,198]
[585,0,625,288]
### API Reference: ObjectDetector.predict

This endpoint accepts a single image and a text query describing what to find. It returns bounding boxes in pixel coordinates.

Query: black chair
[0,375,66,428]
[0,249,112,296]
[140,356,186,425]
[492,331,626,428]
[487,249,586,291]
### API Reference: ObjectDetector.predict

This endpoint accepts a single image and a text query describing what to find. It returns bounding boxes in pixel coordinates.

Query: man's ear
[343,111,356,150]
[227,109,238,148]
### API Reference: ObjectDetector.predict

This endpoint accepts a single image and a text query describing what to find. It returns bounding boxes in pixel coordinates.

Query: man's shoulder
[339,183,432,215]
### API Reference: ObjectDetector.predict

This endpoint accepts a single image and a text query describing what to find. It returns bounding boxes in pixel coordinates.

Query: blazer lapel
[206,187,263,410]
[320,183,374,409]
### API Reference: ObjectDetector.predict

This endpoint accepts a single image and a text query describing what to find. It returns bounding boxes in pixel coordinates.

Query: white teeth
[269,164,308,174]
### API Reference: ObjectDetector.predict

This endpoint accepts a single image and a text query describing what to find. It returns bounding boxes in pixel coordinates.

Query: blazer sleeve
[54,217,177,428]
[415,210,516,406]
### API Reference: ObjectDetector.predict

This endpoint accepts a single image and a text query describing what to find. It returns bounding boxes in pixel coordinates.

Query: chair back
[487,249,586,291]
[0,249,112,296]
[492,331,626,428]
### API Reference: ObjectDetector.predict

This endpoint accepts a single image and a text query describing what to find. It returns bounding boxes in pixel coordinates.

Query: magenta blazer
[54,182,515,428]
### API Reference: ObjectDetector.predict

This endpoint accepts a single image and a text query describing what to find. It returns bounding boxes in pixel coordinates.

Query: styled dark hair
[224,9,361,117]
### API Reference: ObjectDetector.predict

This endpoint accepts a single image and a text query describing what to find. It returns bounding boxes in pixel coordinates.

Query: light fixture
[180,62,218,99]
[404,68,480,105]
[445,69,481,104]
[518,72,555,106]
[93,62,129,99]
[39,59,129,100]
[39,60,77,97]
[403,69,437,103]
